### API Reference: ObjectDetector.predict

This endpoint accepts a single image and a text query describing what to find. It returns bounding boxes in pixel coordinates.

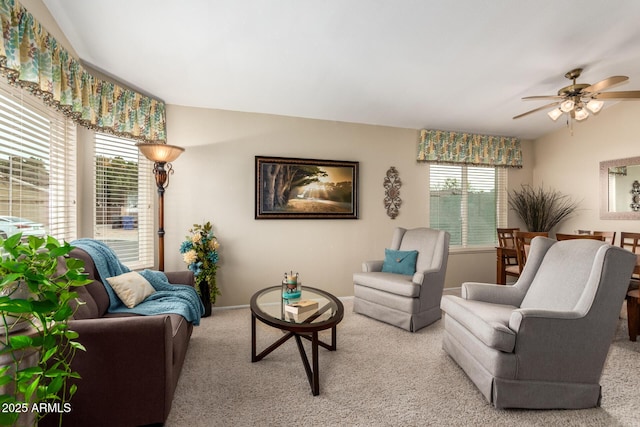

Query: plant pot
[199,281,212,318]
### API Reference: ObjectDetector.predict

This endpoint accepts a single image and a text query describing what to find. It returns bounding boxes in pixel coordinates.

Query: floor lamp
[136,142,185,271]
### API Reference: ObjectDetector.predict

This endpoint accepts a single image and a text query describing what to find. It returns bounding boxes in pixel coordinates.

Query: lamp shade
[136,143,185,163]
[574,107,589,121]
[560,99,575,113]
[586,99,604,114]
[547,108,563,121]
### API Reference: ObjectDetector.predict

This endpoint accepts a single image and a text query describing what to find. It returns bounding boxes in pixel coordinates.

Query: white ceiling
[42,0,640,140]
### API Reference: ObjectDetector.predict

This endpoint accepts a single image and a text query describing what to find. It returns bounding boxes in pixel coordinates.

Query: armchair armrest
[506,308,611,382]
[509,308,583,331]
[164,270,195,287]
[462,282,525,306]
[362,260,383,272]
[412,268,440,285]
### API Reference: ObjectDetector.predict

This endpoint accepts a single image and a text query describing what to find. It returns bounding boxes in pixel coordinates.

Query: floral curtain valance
[417,129,522,168]
[0,0,166,142]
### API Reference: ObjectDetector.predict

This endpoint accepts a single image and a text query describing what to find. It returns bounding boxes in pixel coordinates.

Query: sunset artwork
[255,156,359,219]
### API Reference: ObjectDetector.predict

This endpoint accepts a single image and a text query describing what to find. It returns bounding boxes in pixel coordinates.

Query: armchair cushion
[440,297,517,352]
[381,249,418,275]
[106,271,156,308]
[352,271,420,297]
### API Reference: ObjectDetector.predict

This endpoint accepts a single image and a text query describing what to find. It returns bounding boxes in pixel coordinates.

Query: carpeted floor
[166,299,640,426]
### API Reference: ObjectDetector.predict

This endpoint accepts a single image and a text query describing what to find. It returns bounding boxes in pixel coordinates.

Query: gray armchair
[353,227,450,332]
[441,237,636,409]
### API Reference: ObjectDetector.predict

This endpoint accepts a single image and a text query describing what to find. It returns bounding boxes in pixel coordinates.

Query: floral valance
[417,129,522,168]
[0,0,166,142]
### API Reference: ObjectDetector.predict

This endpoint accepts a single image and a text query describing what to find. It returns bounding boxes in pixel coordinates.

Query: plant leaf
[8,335,33,350]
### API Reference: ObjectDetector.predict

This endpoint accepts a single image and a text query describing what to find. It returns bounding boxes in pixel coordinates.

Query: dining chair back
[497,228,519,249]
[620,232,640,341]
[497,228,520,282]
[556,233,606,241]
[620,232,640,254]
[592,231,616,244]
[515,231,549,273]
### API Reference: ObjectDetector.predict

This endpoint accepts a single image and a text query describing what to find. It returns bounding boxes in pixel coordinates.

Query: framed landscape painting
[255,156,359,219]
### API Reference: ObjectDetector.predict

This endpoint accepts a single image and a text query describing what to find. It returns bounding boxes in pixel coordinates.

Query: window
[94,133,154,269]
[429,164,507,247]
[0,79,77,242]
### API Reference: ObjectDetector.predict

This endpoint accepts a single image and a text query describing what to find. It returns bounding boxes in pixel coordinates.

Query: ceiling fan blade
[522,95,564,100]
[513,102,560,119]
[583,76,628,94]
[595,91,640,99]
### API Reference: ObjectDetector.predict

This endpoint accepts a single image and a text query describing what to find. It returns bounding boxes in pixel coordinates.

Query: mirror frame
[600,156,640,219]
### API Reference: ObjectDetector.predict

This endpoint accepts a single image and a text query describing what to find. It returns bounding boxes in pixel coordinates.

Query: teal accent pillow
[381,249,418,275]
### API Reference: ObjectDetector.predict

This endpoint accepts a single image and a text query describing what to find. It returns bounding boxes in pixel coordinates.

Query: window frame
[428,164,507,249]
[93,132,155,270]
[0,78,77,242]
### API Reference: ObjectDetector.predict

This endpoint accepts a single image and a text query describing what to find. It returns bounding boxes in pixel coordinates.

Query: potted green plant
[508,185,579,232]
[179,221,220,317]
[0,233,91,427]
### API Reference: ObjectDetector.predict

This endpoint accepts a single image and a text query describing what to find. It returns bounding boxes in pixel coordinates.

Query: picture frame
[255,156,359,219]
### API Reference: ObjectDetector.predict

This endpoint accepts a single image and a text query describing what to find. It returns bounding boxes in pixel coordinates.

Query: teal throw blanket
[71,239,204,325]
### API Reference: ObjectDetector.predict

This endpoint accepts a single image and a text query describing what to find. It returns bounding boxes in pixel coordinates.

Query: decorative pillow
[106,271,156,308]
[381,249,419,275]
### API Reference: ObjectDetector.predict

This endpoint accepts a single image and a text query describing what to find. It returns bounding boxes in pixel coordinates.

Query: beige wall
[164,105,533,306]
[18,0,536,307]
[532,102,640,241]
[20,0,77,57]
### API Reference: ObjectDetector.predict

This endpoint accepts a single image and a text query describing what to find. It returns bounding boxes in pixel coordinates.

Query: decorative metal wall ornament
[383,166,402,219]
[631,180,640,211]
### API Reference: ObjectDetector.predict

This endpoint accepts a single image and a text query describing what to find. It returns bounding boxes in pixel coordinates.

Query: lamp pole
[152,161,171,271]
[137,143,185,272]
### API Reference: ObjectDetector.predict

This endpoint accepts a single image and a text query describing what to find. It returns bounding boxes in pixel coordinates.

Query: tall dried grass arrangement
[508,185,579,232]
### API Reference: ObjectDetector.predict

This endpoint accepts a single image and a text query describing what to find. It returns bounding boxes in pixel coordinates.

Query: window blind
[0,78,77,242]
[429,164,507,247]
[94,133,154,269]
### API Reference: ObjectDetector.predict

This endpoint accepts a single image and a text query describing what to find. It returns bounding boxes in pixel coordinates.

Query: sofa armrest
[362,260,384,272]
[164,270,195,287]
[67,315,174,424]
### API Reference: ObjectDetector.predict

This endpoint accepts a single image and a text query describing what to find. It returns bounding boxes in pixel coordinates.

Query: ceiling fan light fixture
[547,108,563,121]
[574,107,589,121]
[560,99,575,113]
[586,99,604,114]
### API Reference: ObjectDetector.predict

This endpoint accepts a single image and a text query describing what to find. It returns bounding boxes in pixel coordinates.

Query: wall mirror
[600,156,640,219]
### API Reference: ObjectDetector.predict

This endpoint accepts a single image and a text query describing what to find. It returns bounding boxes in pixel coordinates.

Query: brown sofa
[42,247,195,427]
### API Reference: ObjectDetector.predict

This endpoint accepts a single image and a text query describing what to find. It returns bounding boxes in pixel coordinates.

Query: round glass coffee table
[250,285,344,396]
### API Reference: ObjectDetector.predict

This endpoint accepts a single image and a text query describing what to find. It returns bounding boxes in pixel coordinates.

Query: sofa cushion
[69,247,111,317]
[353,271,421,297]
[382,249,418,275]
[106,271,156,308]
[441,295,517,352]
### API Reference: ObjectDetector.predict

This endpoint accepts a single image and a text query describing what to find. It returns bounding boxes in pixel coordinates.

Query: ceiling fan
[513,68,640,122]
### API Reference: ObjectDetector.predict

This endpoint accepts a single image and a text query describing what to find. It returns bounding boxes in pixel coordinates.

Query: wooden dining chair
[514,231,549,273]
[555,233,606,241]
[497,228,520,282]
[592,231,616,245]
[620,232,640,341]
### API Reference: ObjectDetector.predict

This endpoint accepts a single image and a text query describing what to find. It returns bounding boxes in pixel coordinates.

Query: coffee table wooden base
[251,312,338,396]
